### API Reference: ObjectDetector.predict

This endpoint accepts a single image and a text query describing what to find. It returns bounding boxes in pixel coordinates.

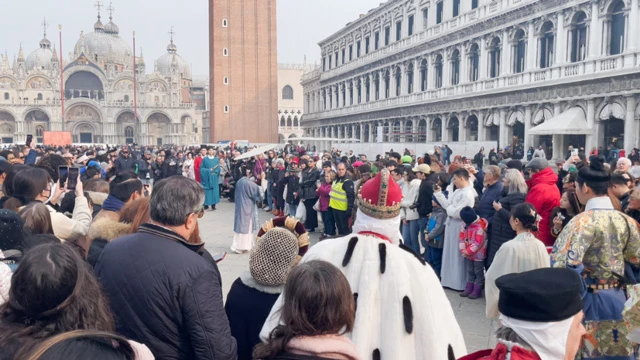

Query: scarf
[500,315,573,360]
[286,335,360,360]
[102,195,126,212]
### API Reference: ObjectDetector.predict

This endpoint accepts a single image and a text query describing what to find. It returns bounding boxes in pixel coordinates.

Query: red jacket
[459,344,541,360]
[194,156,204,183]
[459,218,488,261]
[525,167,560,247]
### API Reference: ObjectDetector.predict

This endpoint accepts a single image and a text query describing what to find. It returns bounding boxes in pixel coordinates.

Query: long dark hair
[25,330,135,360]
[0,244,114,359]
[562,188,583,216]
[253,260,355,359]
[3,168,51,212]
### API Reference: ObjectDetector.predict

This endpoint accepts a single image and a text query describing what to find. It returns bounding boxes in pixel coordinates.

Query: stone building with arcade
[0,8,206,145]
[301,0,640,159]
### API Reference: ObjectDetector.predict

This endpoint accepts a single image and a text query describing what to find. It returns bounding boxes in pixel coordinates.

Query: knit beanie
[250,227,300,286]
[460,206,479,227]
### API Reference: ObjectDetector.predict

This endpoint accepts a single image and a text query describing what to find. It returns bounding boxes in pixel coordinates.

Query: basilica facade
[302,0,640,159]
[0,9,206,145]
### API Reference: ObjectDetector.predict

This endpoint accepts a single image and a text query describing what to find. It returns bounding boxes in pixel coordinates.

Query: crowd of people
[0,140,638,359]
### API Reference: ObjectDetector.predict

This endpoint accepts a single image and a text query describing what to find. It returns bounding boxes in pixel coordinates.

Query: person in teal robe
[200,147,221,210]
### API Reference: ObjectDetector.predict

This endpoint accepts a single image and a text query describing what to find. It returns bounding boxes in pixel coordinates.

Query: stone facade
[302,0,640,159]
[278,63,313,142]
[0,9,206,145]
[209,0,278,143]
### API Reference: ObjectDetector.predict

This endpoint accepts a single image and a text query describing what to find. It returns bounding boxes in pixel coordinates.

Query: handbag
[295,203,306,223]
[312,199,320,212]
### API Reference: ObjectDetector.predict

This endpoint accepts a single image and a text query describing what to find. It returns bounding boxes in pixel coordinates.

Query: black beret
[506,160,523,170]
[497,268,583,322]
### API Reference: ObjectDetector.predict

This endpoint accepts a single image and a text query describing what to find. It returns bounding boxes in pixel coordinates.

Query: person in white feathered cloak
[260,169,467,360]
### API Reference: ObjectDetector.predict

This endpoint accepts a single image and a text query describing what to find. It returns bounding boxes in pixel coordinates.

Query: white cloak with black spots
[260,233,467,360]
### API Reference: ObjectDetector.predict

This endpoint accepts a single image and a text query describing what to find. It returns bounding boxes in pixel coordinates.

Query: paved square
[200,201,497,353]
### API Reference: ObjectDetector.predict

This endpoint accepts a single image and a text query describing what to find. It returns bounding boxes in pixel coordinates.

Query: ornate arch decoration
[115,110,136,123]
[484,112,499,127]
[508,26,528,43]
[601,0,628,15]
[112,77,135,92]
[507,110,525,126]
[564,6,591,25]
[25,76,53,90]
[72,121,98,134]
[0,109,17,122]
[534,17,557,36]
[0,76,18,89]
[145,110,173,124]
[533,106,553,125]
[599,101,626,120]
[23,108,51,122]
[464,41,481,55]
[146,80,169,93]
[65,103,102,123]
[63,65,107,85]
[430,117,443,130]
[447,116,460,129]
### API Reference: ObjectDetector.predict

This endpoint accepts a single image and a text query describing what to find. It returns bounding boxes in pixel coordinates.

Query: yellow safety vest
[330,179,349,211]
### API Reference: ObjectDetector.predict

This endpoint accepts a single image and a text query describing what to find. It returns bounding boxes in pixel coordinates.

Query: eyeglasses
[194,207,205,218]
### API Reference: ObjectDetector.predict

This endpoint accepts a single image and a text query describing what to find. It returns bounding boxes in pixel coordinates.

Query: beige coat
[46,196,92,246]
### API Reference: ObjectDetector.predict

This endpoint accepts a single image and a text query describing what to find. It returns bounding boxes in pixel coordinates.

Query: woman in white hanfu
[434,168,477,291]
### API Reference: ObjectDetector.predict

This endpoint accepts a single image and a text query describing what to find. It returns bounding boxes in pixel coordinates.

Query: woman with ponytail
[551,156,640,360]
[485,203,550,319]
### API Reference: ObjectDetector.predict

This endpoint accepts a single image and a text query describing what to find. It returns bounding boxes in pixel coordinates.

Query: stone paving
[199,200,497,354]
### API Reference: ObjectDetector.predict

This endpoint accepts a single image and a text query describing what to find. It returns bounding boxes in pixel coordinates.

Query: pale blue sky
[0,0,380,76]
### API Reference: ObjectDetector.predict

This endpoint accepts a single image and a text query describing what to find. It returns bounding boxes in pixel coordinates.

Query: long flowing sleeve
[551,215,594,269]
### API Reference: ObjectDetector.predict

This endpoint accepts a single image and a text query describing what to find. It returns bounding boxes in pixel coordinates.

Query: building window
[436,1,443,24]
[124,95,129,102]
[224,105,229,113]
[328,91,333,109]
[422,8,428,30]
[35,125,44,139]
[357,41,361,57]
[374,32,380,50]
[349,45,353,61]
[407,63,414,94]
[334,51,338,67]
[420,59,428,91]
[395,21,402,41]
[539,21,555,68]
[435,54,443,88]
[489,37,501,78]
[328,55,332,69]
[472,0,478,9]
[570,11,588,62]
[408,15,414,36]
[374,74,380,100]
[513,29,526,73]
[365,37,370,54]
[341,87,346,106]
[453,0,460,17]
[357,79,362,103]
[469,43,480,81]
[222,19,228,27]
[342,48,346,64]
[223,76,229,85]
[223,48,228,56]
[282,85,294,100]
[451,49,460,85]
[385,26,390,46]
[365,78,370,102]
[609,0,625,55]
[3,93,8,100]
[125,126,134,138]
[394,66,401,96]
[37,93,43,101]
[384,70,390,98]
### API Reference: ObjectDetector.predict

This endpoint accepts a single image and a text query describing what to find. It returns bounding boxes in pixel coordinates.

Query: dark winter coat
[474,152,484,169]
[95,223,237,360]
[487,191,526,268]
[476,181,503,223]
[299,168,320,200]
[225,276,281,360]
[281,173,300,205]
[114,154,136,175]
[161,156,181,179]
[416,173,436,218]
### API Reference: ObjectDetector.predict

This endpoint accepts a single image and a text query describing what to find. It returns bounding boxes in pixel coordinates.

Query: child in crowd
[424,194,447,278]
[459,206,488,300]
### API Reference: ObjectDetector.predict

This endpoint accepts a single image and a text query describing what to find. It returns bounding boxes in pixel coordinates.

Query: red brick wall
[209,0,278,143]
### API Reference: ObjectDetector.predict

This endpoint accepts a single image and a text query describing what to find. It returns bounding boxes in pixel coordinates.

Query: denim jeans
[426,246,443,278]
[417,217,429,250]
[465,258,485,286]
[266,180,274,210]
[402,219,420,255]
[288,204,298,217]
[321,210,336,236]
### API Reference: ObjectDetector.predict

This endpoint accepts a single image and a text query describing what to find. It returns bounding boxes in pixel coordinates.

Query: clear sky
[0,0,381,76]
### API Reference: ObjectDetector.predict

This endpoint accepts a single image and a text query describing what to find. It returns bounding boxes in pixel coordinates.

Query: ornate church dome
[26,19,55,71]
[73,12,132,67]
[156,34,191,80]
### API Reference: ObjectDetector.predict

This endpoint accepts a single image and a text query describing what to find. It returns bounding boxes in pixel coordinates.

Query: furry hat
[460,206,479,226]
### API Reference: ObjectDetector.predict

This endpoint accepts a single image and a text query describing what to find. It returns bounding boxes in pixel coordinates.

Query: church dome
[26,35,54,71]
[104,21,120,35]
[74,15,132,67]
[156,40,191,79]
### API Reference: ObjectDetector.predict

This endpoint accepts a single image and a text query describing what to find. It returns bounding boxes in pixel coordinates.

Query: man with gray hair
[617,157,632,173]
[96,176,237,359]
[476,165,504,224]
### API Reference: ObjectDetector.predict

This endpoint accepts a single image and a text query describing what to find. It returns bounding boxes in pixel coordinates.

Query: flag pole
[59,25,65,122]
